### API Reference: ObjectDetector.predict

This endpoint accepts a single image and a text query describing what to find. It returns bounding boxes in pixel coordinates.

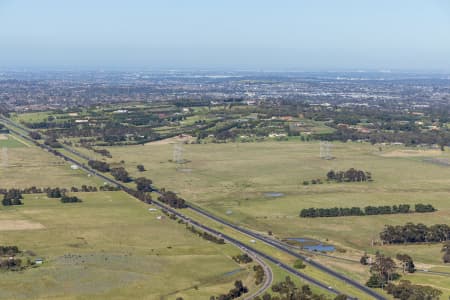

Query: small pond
[286,238,335,252]
[264,192,285,198]
[223,268,244,277]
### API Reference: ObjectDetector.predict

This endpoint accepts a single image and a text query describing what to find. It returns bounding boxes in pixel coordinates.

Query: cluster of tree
[71,185,98,192]
[414,203,436,213]
[300,203,435,218]
[44,136,62,148]
[28,131,41,140]
[293,259,306,269]
[366,252,399,288]
[47,187,64,198]
[136,164,145,172]
[60,195,82,203]
[92,148,112,158]
[80,142,113,158]
[442,241,450,263]
[209,280,248,300]
[360,253,370,265]
[135,177,153,192]
[0,246,20,256]
[380,223,450,244]
[110,167,131,182]
[302,178,324,185]
[254,276,346,300]
[2,189,23,206]
[385,280,442,299]
[253,265,265,285]
[326,168,372,182]
[0,245,35,271]
[99,185,121,191]
[232,253,253,264]
[123,187,152,204]
[158,190,187,209]
[396,254,416,273]
[88,160,110,172]
[186,224,225,244]
[0,257,24,271]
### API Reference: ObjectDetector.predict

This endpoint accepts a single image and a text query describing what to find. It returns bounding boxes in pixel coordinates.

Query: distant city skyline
[1,0,450,71]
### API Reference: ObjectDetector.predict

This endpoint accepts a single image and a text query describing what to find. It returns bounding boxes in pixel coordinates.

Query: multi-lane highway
[1,115,386,299]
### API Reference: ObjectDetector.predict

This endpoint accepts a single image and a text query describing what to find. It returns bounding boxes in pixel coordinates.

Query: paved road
[0,119,277,298]
[2,116,386,299]
[243,253,273,300]
[187,202,385,300]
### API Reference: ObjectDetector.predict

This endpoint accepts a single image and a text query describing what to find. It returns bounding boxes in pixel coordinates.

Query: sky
[1,0,450,71]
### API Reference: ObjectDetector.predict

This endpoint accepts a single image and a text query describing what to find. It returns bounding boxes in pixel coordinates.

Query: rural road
[1,115,386,299]
[242,252,273,300]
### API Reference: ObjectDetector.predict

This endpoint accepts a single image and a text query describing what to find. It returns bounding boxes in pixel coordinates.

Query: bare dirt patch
[146,134,194,145]
[0,134,8,140]
[423,158,450,166]
[0,220,45,231]
[381,149,442,157]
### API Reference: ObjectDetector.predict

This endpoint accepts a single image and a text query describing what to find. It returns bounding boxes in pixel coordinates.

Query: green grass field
[103,140,450,296]
[0,191,255,300]
[0,134,27,148]
[0,141,103,188]
[11,111,55,123]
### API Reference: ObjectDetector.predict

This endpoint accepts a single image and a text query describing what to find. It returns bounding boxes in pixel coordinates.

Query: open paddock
[104,140,450,293]
[0,192,253,299]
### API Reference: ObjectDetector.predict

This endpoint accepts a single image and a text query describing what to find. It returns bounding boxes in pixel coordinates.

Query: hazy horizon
[1,0,450,71]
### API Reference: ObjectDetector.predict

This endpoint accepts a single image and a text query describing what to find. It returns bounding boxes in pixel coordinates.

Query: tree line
[0,185,118,196]
[380,223,450,244]
[300,203,435,218]
[80,143,112,158]
[88,161,150,186]
[185,224,225,244]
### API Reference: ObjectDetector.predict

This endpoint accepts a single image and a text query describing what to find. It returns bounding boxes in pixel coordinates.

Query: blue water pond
[264,192,285,198]
[287,238,335,252]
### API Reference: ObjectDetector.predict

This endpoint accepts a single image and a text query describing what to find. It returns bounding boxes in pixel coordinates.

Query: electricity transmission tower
[173,142,184,164]
[320,141,332,160]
